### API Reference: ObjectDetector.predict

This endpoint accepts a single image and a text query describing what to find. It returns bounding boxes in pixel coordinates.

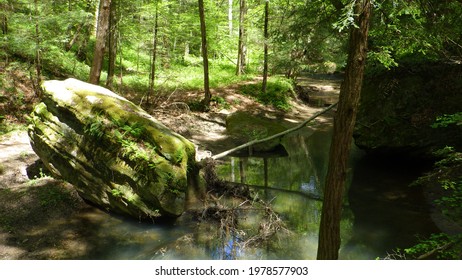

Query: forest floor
[0,74,339,259]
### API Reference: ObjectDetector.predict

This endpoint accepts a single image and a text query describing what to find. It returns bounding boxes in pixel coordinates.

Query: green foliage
[332,0,358,32]
[111,188,124,198]
[368,0,462,67]
[435,178,462,220]
[85,117,106,140]
[432,113,462,128]
[210,95,230,110]
[118,122,146,139]
[403,233,462,260]
[269,0,347,76]
[432,147,462,167]
[239,77,294,111]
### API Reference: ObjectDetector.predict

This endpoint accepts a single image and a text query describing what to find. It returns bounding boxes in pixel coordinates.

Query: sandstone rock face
[28,78,196,219]
[354,62,462,158]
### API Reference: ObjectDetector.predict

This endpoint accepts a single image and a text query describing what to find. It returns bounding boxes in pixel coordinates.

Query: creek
[77,122,439,260]
[69,75,440,260]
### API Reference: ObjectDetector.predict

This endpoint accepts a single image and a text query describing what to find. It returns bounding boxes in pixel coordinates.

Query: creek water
[74,75,440,259]
[80,122,439,260]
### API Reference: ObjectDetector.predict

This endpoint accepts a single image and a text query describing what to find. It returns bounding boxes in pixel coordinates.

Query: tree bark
[261,0,269,94]
[65,22,84,52]
[147,0,160,105]
[228,0,233,36]
[106,0,118,89]
[89,0,111,85]
[316,0,371,260]
[33,0,43,97]
[1,12,7,35]
[236,0,247,76]
[198,0,211,108]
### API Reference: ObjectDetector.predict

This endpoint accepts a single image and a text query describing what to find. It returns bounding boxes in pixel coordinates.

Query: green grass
[239,76,295,111]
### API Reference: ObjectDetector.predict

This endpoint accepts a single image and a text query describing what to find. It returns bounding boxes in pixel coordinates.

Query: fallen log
[209,102,338,160]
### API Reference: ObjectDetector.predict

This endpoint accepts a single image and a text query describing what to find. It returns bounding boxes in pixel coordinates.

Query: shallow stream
[78,123,439,260]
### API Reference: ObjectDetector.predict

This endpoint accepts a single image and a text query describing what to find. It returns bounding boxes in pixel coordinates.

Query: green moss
[32,78,197,218]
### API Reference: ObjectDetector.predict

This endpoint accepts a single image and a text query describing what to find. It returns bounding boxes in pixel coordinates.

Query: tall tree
[89,0,112,85]
[1,1,8,35]
[106,0,118,89]
[198,0,211,108]
[261,0,269,94]
[33,0,42,97]
[147,0,160,105]
[236,0,247,75]
[317,0,372,260]
[228,0,233,36]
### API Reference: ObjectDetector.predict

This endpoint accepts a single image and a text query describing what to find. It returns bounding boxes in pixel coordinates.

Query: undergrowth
[239,76,294,111]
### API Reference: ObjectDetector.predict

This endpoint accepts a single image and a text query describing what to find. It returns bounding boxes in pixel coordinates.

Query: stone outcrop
[354,61,462,158]
[28,78,197,219]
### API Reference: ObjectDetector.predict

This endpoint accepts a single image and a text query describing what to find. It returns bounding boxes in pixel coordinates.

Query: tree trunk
[106,0,118,89]
[228,0,233,36]
[33,0,43,97]
[147,0,160,105]
[316,0,371,260]
[89,0,111,85]
[236,0,247,76]
[198,0,211,108]
[1,12,7,35]
[261,0,269,94]
[65,23,84,52]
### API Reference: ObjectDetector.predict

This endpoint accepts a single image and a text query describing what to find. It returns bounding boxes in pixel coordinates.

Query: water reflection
[214,126,355,259]
[214,125,438,260]
[69,125,438,260]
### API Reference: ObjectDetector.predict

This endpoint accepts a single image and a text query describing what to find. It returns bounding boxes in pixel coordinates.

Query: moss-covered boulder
[354,62,462,158]
[28,78,197,219]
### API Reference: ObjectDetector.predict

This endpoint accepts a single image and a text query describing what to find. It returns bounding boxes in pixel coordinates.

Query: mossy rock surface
[354,62,462,158]
[28,78,196,219]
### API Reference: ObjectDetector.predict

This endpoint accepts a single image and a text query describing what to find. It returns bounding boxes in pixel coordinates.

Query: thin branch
[417,242,455,260]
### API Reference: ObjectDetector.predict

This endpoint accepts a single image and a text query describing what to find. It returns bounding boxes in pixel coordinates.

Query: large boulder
[354,61,462,158]
[28,78,197,220]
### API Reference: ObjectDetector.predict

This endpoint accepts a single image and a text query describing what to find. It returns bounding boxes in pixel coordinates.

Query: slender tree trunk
[118,32,124,95]
[89,0,111,85]
[261,0,269,94]
[316,0,372,260]
[1,11,7,35]
[198,0,211,108]
[228,0,233,35]
[33,0,42,97]
[106,0,118,89]
[147,0,160,105]
[236,0,247,76]
[65,23,84,51]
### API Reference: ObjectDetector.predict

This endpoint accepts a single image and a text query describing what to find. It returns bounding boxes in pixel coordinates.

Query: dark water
[79,124,439,260]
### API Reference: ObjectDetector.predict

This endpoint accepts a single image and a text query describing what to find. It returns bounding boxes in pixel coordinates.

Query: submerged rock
[28,78,197,219]
[354,61,462,158]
